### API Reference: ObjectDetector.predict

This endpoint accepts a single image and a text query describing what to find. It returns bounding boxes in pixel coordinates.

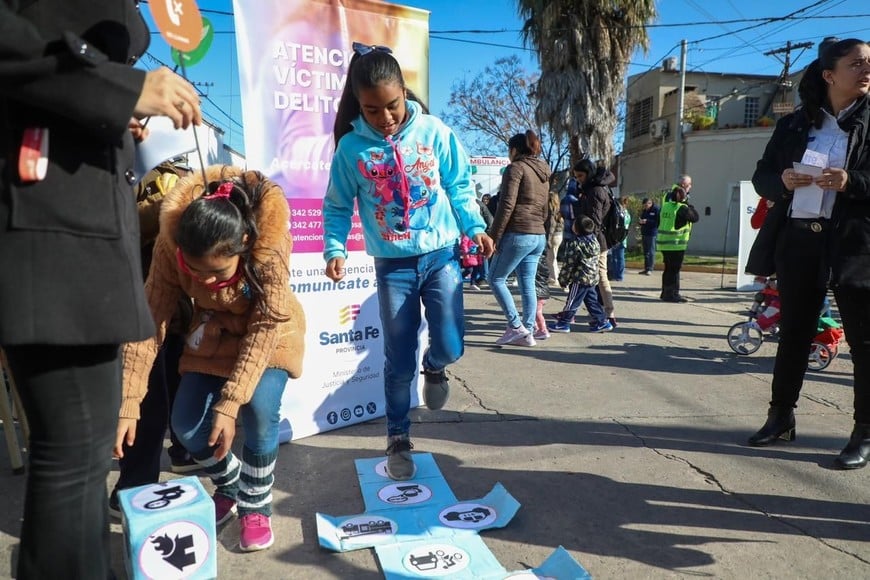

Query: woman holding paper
[0,1,202,577]
[746,37,870,469]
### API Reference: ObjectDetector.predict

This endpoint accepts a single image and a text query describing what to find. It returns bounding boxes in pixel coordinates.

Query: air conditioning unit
[649,119,669,139]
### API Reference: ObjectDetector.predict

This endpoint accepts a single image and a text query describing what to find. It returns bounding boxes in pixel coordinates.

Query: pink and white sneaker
[239,513,274,552]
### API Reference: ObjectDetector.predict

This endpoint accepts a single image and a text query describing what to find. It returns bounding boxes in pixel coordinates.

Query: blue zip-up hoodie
[322,100,486,261]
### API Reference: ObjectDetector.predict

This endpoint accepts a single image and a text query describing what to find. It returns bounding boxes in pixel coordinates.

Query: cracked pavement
[1,270,867,578]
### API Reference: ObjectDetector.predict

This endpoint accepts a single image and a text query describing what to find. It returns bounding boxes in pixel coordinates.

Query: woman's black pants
[832,287,870,423]
[4,344,120,580]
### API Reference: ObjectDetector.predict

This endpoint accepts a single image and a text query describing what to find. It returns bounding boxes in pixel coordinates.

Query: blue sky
[138,0,870,154]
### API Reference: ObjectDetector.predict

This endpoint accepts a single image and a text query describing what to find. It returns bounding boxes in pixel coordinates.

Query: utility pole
[674,39,687,183]
[764,40,814,80]
[191,81,215,97]
[764,41,813,115]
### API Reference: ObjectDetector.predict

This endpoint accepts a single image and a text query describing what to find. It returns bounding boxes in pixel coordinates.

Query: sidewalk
[1,270,868,578]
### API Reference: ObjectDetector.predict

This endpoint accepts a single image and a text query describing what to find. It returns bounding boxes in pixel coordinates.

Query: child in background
[109,160,198,519]
[460,235,485,290]
[607,196,631,281]
[115,166,307,552]
[533,246,551,340]
[322,42,494,481]
[549,217,613,333]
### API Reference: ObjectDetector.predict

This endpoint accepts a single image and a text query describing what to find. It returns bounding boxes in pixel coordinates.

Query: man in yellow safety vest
[658,186,700,302]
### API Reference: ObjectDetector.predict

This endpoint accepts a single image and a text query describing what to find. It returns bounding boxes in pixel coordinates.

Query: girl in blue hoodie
[322,42,494,481]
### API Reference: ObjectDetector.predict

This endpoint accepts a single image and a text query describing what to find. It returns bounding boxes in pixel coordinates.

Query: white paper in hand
[792,162,824,216]
[133,116,198,184]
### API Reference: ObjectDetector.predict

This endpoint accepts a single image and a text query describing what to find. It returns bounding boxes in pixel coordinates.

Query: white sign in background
[278,252,425,442]
[737,180,763,291]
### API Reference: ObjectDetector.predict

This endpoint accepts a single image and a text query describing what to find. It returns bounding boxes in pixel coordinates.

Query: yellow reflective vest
[658,198,692,251]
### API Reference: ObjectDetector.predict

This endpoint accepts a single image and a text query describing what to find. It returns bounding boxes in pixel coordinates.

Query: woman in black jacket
[0,2,202,577]
[747,38,870,470]
[575,159,617,326]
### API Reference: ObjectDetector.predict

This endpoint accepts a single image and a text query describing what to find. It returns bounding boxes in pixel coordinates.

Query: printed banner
[233,0,430,440]
[737,181,763,292]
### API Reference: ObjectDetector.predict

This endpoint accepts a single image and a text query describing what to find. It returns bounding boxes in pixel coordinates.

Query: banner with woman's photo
[232,0,430,440]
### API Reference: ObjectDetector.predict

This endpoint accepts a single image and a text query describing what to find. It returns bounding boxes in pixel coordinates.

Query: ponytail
[798,59,826,128]
[334,44,410,146]
[507,130,542,157]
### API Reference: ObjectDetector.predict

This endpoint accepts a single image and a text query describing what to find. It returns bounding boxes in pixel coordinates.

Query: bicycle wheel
[807,342,833,371]
[727,321,763,355]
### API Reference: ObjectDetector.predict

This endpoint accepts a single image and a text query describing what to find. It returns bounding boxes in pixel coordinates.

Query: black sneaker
[421,368,449,410]
[385,435,416,481]
[169,454,200,474]
[108,489,122,520]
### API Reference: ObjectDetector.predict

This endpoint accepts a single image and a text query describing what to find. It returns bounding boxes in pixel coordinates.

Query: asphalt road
[1,269,868,579]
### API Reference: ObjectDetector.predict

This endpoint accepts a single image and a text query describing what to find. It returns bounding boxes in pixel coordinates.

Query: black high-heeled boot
[748,406,795,446]
[834,423,870,469]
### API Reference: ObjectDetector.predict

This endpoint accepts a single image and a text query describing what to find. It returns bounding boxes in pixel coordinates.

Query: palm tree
[517,0,656,166]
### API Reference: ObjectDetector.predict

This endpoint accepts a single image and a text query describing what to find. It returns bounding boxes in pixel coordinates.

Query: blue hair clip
[352,41,393,56]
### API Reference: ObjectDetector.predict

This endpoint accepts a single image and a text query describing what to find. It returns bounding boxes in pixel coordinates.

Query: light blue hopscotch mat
[316,452,591,579]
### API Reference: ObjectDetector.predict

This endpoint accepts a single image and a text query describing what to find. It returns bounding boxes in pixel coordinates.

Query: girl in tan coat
[114,166,305,552]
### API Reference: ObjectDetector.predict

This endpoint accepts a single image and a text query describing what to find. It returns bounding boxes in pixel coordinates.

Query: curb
[625,260,737,275]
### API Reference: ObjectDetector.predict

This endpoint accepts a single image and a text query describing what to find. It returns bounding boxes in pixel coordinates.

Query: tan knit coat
[120,166,306,420]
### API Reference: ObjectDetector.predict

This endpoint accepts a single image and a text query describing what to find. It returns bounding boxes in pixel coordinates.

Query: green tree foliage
[517,0,656,166]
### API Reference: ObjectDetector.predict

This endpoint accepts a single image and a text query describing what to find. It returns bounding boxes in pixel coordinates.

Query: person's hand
[128,118,150,142]
[473,233,495,258]
[781,168,814,191]
[133,67,203,130]
[815,168,848,192]
[325,257,346,282]
[209,412,237,461]
[113,418,138,459]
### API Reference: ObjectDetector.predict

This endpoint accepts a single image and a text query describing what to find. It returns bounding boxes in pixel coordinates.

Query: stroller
[726,277,844,371]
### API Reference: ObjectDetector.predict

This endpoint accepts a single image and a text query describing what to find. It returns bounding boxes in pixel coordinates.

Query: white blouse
[791,100,857,219]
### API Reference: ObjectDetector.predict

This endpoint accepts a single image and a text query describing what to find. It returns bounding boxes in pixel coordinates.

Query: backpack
[602,189,628,249]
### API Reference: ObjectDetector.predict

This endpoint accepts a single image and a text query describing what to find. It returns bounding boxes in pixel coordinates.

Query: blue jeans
[642,234,657,272]
[171,369,287,455]
[608,245,625,281]
[471,259,488,284]
[488,232,546,331]
[375,245,465,437]
[559,282,606,324]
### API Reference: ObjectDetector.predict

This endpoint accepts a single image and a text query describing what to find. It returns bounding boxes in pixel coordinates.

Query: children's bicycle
[726,277,843,371]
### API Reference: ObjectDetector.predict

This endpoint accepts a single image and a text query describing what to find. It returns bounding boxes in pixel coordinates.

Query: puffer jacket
[558,233,601,288]
[121,166,307,420]
[488,155,551,244]
[578,168,616,249]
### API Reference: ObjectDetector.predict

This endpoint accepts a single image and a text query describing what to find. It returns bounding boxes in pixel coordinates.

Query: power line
[143,52,243,132]
[689,0,841,70]
[430,12,868,33]
[690,0,833,44]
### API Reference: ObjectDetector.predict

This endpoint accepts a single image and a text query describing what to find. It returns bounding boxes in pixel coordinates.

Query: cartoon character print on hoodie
[359,140,438,237]
[323,100,486,261]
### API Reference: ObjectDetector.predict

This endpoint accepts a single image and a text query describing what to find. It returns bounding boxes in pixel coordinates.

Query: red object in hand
[750,197,770,230]
[19,127,49,182]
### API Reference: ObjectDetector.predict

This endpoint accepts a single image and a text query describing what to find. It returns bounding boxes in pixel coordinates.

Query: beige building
[618,59,802,254]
